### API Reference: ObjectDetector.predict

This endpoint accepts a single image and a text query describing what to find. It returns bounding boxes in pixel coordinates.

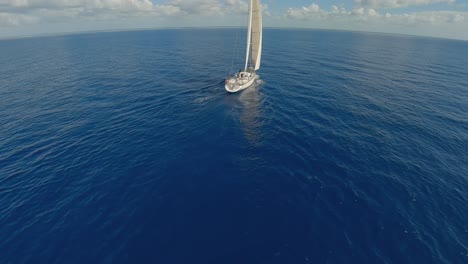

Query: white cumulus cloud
[286,2,468,25]
[0,0,273,27]
[0,11,37,26]
[0,0,154,10]
[0,0,248,27]
[282,2,468,40]
[355,0,455,9]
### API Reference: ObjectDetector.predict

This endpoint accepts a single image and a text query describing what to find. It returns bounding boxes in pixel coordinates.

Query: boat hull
[225,73,256,93]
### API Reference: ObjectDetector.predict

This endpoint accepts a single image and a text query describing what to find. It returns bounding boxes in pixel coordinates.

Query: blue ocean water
[0,29,467,263]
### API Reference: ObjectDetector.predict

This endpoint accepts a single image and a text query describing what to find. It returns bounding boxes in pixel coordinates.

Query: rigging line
[230,28,240,75]
[230,4,248,75]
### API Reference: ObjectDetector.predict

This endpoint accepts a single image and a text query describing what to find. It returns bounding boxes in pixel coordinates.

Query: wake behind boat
[225,0,263,93]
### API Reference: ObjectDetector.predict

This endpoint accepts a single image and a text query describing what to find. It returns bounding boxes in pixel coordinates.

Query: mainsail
[251,0,262,70]
[244,0,262,71]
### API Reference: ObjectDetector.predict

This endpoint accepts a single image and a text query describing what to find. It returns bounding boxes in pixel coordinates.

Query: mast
[244,0,253,71]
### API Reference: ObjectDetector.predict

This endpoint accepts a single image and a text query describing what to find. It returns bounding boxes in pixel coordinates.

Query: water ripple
[0,29,467,264]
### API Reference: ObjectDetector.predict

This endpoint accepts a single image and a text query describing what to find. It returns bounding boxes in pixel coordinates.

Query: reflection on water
[238,80,265,146]
[222,79,265,146]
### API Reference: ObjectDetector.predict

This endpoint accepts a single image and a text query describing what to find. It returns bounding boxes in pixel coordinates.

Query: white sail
[244,0,253,71]
[251,0,262,70]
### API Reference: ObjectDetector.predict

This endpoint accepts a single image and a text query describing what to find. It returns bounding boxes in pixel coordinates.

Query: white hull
[225,72,257,93]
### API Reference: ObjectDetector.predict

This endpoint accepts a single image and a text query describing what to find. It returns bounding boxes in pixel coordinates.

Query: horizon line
[1,26,467,43]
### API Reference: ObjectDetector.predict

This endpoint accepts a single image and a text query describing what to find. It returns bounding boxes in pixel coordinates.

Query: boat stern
[224,72,256,93]
[225,76,237,92]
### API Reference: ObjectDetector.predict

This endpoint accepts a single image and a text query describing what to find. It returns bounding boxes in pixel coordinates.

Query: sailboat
[225,0,262,93]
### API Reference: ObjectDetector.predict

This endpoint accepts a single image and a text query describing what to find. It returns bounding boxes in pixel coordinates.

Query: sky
[0,0,468,40]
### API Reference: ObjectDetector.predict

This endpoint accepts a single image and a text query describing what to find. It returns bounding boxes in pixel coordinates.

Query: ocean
[0,29,467,263]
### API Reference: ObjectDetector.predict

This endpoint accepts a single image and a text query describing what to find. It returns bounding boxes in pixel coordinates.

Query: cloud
[355,0,455,9]
[286,3,468,25]
[0,0,241,27]
[0,0,156,26]
[281,2,468,40]
[165,0,221,15]
[0,0,273,27]
[0,12,37,26]
[0,0,466,40]
[0,0,165,27]
[0,0,154,11]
